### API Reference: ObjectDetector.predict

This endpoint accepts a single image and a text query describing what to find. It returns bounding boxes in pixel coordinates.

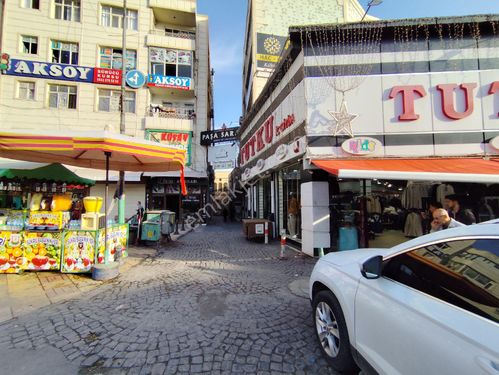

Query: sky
[197,0,499,130]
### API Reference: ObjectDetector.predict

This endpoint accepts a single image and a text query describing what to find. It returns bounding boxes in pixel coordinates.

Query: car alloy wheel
[316,301,340,358]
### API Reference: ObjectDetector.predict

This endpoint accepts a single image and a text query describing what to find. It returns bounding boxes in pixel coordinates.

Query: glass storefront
[281,163,301,241]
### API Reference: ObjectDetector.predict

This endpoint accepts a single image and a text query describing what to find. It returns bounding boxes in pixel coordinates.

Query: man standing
[430,208,465,232]
[444,194,476,225]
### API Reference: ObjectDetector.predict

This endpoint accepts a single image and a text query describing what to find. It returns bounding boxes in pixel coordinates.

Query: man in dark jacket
[445,194,476,225]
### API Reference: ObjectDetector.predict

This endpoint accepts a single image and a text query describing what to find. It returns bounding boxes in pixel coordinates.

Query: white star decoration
[329,101,358,138]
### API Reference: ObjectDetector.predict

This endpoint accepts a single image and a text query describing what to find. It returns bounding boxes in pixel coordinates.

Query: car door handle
[477,356,499,375]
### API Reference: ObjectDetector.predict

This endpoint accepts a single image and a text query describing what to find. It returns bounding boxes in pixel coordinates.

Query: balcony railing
[149,28,196,40]
[148,105,196,120]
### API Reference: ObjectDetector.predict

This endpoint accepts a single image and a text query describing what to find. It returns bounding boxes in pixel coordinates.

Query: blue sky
[197,0,499,130]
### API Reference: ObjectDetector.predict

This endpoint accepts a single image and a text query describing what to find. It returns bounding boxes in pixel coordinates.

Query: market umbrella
[0,130,187,258]
[0,163,95,185]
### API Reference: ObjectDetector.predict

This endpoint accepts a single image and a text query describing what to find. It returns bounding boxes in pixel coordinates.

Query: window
[101,6,137,30]
[51,41,79,65]
[99,47,136,70]
[383,238,499,324]
[54,0,80,22]
[21,36,38,54]
[98,90,135,113]
[21,0,39,9]
[49,84,77,109]
[18,81,35,100]
[149,47,192,78]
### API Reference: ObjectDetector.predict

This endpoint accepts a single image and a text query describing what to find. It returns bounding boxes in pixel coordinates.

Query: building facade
[242,0,371,116]
[0,0,213,218]
[239,15,499,255]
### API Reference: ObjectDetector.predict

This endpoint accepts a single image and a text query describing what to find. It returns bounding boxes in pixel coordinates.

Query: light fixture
[361,0,383,21]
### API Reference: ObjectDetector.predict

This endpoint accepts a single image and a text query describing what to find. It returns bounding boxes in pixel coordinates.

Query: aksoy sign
[147,74,191,90]
[240,113,296,166]
[6,59,121,85]
[389,81,499,121]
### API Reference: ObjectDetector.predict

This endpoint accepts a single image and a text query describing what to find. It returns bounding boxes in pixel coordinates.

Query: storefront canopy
[312,158,499,184]
[0,163,95,185]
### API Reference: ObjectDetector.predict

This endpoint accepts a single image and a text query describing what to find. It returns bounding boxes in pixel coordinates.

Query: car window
[383,238,499,324]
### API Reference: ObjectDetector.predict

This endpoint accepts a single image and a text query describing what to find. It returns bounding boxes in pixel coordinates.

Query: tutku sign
[6,58,121,85]
[200,127,239,146]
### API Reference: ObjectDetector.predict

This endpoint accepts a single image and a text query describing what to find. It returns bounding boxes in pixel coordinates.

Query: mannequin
[287,192,299,238]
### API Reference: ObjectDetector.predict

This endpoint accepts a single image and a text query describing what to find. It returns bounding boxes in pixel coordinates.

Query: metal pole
[117,0,127,224]
[105,152,111,256]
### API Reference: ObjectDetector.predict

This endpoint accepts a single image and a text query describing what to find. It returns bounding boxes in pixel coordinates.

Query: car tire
[312,290,359,374]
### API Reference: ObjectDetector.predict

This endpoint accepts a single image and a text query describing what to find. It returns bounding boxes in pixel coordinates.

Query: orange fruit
[13,248,22,258]
[16,258,23,266]
[38,248,47,257]
[32,247,38,255]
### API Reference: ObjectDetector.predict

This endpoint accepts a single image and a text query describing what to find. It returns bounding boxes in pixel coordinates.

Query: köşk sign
[6,59,121,85]
[390,81,499,121]
[240,114,296,166]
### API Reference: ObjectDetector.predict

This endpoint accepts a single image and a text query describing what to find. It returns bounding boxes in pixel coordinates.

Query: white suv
[309,223,499,375]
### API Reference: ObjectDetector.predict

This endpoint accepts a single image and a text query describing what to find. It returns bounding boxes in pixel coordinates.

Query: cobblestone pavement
[0,219,339,375]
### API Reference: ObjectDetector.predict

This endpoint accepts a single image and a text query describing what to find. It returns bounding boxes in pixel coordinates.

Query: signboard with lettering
[93,68,122,85]
[341,137,382,156]
[146,130,192,166]
[256,33,289,69]
[6,59,121,85]
[201,127,239,145]
[147,74,191,90]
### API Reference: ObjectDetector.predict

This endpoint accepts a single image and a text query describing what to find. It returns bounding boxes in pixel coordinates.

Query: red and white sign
[240,114,296,166]
[93,68,122,85]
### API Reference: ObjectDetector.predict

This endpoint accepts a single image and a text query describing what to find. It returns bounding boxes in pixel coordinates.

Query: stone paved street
[0,219,338,374]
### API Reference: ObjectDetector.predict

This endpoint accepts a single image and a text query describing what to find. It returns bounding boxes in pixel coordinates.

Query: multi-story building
[242,0,371,116]
[0,0,213,218]
[238,14,499,255]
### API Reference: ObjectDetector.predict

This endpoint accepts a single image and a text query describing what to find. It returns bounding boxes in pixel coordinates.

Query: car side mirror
[361,255,383,279]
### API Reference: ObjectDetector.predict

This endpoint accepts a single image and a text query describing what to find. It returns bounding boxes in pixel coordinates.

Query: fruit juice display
[61,231,96,273]
[105,225,129,262]
[23,232,62,271]
[0,231,24,274]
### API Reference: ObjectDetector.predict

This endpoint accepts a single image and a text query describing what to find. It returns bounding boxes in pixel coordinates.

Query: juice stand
[0,130,187,276]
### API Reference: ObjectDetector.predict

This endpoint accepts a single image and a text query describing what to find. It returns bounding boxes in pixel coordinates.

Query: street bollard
[264,221,269,245]
[318,248,325,257]
[279,229,286,259]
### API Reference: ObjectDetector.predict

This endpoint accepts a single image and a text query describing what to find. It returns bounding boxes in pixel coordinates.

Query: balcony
[144,105,195,132]
[146,28,195,50]
[149,0,196,27]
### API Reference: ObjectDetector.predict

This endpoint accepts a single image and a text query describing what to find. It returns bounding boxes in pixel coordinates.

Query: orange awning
[312,158,499,183]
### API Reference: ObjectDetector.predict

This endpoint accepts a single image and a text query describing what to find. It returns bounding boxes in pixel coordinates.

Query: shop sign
[147,130,192,166]
[212,160,235,169]
[5,59,121,85]
[240,113,296,166]
[341,137,381,155]
[389,81,499,121]
[201,127,239,145]
[491,136,499,151]
[93,67,122,85]
[256,33,289,69]
[147,74,191,90]
[0,231,23,274]
[275,144,288,160]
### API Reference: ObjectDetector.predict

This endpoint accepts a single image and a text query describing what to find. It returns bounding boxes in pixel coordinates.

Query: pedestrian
[430,208,465,232]
[444,194,476,225]
[423,201,442,233]
[136,201,144,220]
